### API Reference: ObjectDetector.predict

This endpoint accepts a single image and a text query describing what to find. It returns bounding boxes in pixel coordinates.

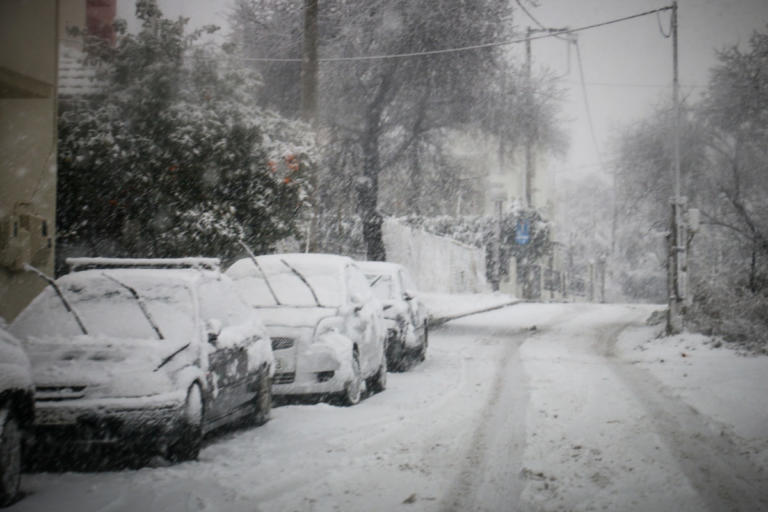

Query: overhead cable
[235,5,674,63]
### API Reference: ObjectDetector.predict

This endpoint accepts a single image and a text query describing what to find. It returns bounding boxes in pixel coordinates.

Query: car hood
[255,306,337,329]
[24,335,187,398]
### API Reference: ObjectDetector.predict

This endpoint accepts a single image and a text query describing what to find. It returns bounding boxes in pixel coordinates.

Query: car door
[400,268,427,338]
[198,279,252,422]
[344,264,381,375]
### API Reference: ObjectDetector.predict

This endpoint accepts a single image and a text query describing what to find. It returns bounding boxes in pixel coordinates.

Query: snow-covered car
[0,325,34,507]
[358,261,429,371]
[9,258,273,464]
[227,253,387,405]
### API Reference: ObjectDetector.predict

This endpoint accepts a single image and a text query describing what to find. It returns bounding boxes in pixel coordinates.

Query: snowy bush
[57,0,317,271]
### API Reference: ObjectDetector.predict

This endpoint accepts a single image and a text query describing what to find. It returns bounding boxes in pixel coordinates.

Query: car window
[198,279,252,328]
[11,274,195,343]
[347,265,373,303]
[365,273,396,301]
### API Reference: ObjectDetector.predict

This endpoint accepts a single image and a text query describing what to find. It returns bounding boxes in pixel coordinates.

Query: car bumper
[30,391,187,446]
[272,344,354,397]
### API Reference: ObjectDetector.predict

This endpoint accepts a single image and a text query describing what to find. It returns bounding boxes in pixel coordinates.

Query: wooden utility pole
[667,0,686,334]
[301,0,319,252]
[301,0,318,123]
[524,27,534,208]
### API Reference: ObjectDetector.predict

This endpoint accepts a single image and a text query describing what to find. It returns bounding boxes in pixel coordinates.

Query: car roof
[60,266,219,287]
[257,253,354,266]
[357,261,401,274]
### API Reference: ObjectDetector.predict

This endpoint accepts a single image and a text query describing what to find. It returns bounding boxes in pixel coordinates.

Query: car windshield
[229,256,342,307]
[12,273,195,342]
[366,273,397,301]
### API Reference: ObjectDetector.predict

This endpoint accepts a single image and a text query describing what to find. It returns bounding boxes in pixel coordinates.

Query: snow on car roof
[67,257,221,272]
[227,253,351,307]
[357,261,401,274]
[227,253,353,279]
[67,266,219,285]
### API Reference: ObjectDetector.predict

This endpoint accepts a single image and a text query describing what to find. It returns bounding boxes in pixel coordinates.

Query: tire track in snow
[440,328,530,512]
[604,326,768,512]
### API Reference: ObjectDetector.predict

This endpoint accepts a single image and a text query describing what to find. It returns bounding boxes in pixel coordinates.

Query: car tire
[341,352,362,406]
[386,333,407,372]
[167,383,203,463]
[419,321,429,362]
[251,369,272,426]
[368,347,387,394]
[0,408,22,507]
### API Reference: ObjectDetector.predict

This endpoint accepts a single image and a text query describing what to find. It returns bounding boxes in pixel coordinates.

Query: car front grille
[36,385,87,401]
[271,337,295,350]
[273,372,296,385]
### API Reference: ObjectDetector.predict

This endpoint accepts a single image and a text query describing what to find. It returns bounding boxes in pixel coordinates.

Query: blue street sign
[515,219,531,245]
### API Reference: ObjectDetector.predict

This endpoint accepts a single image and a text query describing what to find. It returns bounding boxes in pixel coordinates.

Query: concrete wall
[0,0,59,322]
[382,218,489,294]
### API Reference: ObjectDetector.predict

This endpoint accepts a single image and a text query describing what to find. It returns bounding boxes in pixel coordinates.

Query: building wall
[0,0,59,322]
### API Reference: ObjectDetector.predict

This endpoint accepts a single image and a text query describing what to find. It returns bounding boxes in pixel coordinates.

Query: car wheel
[0,409,22,507]
[167,383,203,462]
[251,369,272,426]
[386,333,406,372]
[368,346,387,394]
[419,321,429,362]
[341,352,362,406]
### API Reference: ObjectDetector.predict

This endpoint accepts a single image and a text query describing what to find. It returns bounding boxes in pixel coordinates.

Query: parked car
[9,258,273,465]
[227,253,386,405]
[0,325,34,507]
[358,261,429,371]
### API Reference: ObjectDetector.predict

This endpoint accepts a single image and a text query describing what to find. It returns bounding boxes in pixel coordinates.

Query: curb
[427,300,525,328]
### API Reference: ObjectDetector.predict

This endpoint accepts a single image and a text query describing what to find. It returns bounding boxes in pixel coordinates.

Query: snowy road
[10,303,768,512]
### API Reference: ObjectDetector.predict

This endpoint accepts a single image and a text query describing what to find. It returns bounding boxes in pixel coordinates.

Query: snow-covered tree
[57,0,316,270]
[229,0,565,260]
[610,27,768,349]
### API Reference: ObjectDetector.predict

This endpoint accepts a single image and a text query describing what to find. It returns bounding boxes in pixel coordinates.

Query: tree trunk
[359,120,386,261]
[408,142,422,216]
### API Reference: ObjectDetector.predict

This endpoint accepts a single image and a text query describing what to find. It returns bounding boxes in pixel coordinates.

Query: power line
[574,40,603,169]
[562,80,702,89]
[234,5,674,63]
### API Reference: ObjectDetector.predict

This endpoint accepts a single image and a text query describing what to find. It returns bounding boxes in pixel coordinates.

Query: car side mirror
[206,318,223,346]
[383,303,394,311]
[403,292,414,301]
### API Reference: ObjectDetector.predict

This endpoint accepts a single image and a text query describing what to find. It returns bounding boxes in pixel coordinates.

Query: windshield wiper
[238,240,281,306]
[155,342,190,372]
[24,264,88,335]
[369,274,383,287]
[101,273,164,340]
[279,259,322,307]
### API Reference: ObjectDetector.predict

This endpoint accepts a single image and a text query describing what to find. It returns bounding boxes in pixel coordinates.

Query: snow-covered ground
[9,299,768,511]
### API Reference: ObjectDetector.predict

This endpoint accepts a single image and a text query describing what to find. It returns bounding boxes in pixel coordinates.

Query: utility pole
[301,0,318,123]
[667,1,686,334]
[301,0,318,252]
[524,27,534,209]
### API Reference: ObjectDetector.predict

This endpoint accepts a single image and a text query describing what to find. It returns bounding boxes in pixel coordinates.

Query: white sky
[116,0,768,180]
[521,0,768,178]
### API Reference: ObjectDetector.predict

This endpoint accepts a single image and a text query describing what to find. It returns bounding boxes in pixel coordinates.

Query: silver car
[358,261,429,371]
[0,325,34,506]
[227,253,386,406]
[10,258,273,466]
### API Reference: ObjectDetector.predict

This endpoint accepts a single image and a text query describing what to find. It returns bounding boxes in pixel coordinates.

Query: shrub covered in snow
[57,0,317,271]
